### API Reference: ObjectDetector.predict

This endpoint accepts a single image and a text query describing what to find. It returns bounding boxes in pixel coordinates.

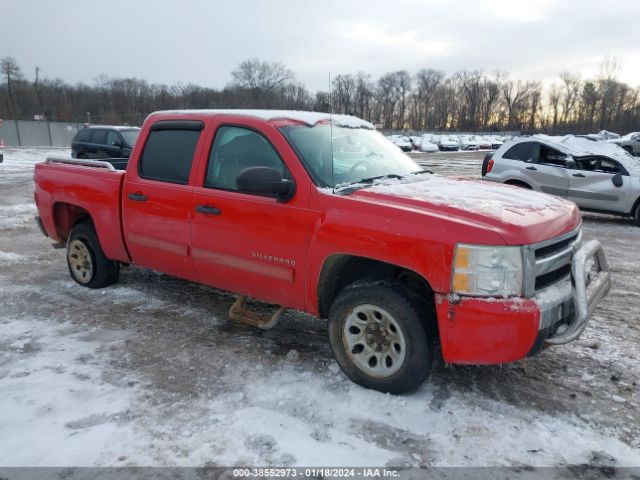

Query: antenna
[329,72,335,193]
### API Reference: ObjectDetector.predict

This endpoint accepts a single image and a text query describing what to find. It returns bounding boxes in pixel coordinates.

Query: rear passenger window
[539,146,567,167]
[75,129,91,142]
[90,129,107,145]
[139,122,203,184]
[106,130,120,146]
[503,142,533,160]
[205,126,289,192]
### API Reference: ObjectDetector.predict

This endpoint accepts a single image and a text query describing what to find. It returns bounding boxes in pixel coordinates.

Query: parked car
[477,137,493,150]
[409,136,423,150]
[587,130,620,141]
[459,136,479,151]
[490,136,504,149]
[34,110,610,394]
[438,136,459,151]
[483,134,640,225]
[388,135,412,152]
[71,125,141,159]
[416,137,439,153]
[608,132,640,156]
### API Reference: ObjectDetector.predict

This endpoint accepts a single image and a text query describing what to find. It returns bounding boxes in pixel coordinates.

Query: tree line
[1,56,638,134]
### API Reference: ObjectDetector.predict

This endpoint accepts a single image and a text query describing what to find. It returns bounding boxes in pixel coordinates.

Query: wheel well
[317,254,434,318]
[505,179,532,189]
[53,203,92,241]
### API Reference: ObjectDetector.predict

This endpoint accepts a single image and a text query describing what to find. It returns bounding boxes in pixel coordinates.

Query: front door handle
[196,204,221,215]
[128,192,148,202]
[572,173,586,178]
[526,166,537,170]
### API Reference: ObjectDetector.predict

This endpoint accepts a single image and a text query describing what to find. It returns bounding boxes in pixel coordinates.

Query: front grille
[535,232,580,259]
[524,228,582,297]
[535,264,571,290]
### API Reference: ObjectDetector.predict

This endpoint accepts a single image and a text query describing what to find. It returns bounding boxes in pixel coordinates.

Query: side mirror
[112,140,123,148]
[612,173,623,187]
[236,166,296,202]
[565,158,576,169]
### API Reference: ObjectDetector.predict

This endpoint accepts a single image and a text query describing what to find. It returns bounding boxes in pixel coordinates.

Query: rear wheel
[328,281,436,394]
[67,222,119,288]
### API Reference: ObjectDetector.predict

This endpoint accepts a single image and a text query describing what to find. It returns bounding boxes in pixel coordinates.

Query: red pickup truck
[33,110,611,393]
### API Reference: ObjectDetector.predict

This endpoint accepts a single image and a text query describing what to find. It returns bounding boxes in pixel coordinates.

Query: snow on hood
[350,174,581,243]
[153,109,374,129]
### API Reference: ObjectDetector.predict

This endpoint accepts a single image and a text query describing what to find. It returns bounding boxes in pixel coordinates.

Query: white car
[416,137,439,153]
[459,136,479,151]
[438,136,459,151]
[489,136,504,149]
[587,130,620,141]
[483,135,640,225]
[389,135,412,152]
[608,132,640,156]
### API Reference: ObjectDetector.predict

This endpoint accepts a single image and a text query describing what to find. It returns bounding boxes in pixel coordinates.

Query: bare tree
[332,74,356,114]
[415,69,444,129]
[394,71,411,129]
[560,72,581,125]
[230,59,295,107]
[1,57,23,118]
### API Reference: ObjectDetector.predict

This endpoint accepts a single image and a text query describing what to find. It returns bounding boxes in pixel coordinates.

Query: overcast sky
[2,0,639,91]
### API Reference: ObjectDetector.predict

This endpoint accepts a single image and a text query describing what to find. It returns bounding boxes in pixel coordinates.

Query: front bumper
[435,240,610,364]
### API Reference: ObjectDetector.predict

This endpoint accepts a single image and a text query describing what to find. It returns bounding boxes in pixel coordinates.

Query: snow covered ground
[0,148,639,469]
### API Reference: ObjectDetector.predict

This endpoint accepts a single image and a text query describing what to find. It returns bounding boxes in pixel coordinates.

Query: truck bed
[33,157,130,262]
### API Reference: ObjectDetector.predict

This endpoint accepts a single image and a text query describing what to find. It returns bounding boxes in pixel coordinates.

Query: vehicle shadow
[111,266,601,419]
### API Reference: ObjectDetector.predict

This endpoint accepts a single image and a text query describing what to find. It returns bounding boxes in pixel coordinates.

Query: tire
[633,202,640,227]
[327,281,436,394]
[67,222,119,288]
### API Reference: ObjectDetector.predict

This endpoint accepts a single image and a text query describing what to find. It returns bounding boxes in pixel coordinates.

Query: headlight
[452,244,523,297]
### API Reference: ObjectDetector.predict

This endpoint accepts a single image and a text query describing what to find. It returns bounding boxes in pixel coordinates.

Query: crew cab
[34,110,611,394]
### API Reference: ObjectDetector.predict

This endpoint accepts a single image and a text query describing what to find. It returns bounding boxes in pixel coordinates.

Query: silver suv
[483,135,640,226]
[608,132,640,155]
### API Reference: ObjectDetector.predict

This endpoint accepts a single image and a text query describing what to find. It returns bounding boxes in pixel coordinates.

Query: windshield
[120,129,140,146]
[279,124,422,188]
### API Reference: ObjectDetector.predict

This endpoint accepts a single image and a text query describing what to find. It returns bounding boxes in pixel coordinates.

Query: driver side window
[575,157,622,174]
[205,126,290,192]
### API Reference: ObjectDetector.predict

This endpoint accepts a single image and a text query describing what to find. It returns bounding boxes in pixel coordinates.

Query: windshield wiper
[334,171,432,195]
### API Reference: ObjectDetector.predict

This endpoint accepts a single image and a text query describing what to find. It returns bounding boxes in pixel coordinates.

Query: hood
[354,174,581,245]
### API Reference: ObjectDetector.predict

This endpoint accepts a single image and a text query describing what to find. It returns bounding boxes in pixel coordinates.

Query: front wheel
[67,222,119,288]
[328,281,436,394]
[633,203,640,228]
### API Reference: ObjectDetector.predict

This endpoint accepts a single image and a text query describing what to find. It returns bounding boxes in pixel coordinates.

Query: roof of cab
[151,109,375,129]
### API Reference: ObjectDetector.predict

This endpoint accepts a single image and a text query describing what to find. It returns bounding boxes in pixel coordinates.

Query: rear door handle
[572,173,586,178]
[128,192,148,202]
[526,166,537,170]
[196,204,221,215]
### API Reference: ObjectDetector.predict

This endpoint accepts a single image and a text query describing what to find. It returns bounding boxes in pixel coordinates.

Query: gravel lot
[0,148,638,469]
